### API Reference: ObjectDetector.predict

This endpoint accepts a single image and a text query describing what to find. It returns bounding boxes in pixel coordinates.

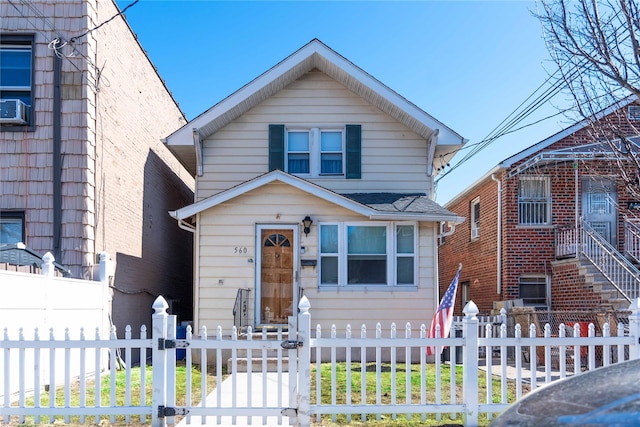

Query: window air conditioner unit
[0,99,28,125]
[471,226,480,239]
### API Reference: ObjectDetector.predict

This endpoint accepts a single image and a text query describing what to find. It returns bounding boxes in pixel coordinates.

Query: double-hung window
[470,197,480,239]
[1,35,34,126]
[319,222,416,287]
[0,211,25,244]
[286,128,344,176]
[270,124,361,178]
[518,176,551,225]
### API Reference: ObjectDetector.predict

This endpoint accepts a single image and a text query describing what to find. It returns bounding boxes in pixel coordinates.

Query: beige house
[164,39,466,333]
[0,0,194,336]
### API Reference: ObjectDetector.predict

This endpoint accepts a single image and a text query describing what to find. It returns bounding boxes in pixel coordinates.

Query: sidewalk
[176,373,292,427]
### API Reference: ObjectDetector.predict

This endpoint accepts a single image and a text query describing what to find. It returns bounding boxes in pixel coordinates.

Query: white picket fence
[1,297,639,426]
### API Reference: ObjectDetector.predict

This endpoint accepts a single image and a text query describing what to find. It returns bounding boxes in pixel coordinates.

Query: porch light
[302,216,313,236]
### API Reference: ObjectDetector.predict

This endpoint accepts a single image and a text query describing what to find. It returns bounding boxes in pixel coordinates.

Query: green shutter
[345,124,361,179]
[268,124,285,171]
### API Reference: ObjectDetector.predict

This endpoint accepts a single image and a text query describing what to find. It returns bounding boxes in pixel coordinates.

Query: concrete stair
[577,260,630,310]
[227,330,291,373]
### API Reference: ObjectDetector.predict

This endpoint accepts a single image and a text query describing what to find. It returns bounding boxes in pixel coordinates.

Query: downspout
[193,128,203,177]
[491,174,502,295]
[53,51,62,261]
[169,211,199,330]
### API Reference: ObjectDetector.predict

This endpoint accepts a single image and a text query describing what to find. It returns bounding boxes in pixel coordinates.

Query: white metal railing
[624,218,640,264]
[582,219,640,302]
[555,226,579,258]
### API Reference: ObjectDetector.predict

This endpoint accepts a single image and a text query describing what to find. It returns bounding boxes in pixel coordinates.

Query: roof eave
[163,39,467,169]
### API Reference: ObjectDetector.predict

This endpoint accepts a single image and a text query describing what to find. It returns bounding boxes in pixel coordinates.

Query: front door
[582,177,617,246]
[258,227,296,325]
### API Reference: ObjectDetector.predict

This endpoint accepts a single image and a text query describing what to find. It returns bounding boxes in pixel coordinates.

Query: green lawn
[310,362,526,427]
[5,363,216,426]
[6,362,523,427]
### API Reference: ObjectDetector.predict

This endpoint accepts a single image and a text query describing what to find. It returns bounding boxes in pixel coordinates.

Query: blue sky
[117,0,571,204]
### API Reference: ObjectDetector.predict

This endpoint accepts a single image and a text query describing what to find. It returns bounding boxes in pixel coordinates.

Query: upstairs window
[519,176,551,226]
[0,35,34,127]
[287,131,311,173]
[269,124,361,178]
[470,197,480,239]
[0,211,25,244]
[286,128,344,176]
[628,105,640,120]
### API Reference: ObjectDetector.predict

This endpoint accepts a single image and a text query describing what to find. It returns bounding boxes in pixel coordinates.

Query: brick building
[439,98,640,315]
[1,0,194,336]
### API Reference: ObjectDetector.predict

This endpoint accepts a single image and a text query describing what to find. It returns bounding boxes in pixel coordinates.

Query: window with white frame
[628,105,640,120]
[1,35,33,126]
[319,222,416,287]
[470,197,480,239]
[518,275,549,307]
[287,128,344,176]
[518,176,551,225]
[0,211,25,243]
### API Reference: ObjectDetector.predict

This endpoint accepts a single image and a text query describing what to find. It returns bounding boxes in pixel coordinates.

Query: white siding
[196,71,431,201]
[195,182,437,333]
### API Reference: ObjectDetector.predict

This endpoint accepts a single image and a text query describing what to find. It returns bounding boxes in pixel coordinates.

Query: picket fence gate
[2,296,640,427]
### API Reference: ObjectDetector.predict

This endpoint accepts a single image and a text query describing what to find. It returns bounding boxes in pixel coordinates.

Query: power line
[70,0,139,43]
[435,5,633,184]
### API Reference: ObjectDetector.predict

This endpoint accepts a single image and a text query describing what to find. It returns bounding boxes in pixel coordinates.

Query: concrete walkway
[176,373,293,427]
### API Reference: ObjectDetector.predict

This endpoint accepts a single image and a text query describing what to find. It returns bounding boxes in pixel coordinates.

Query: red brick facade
[439,102,640,315]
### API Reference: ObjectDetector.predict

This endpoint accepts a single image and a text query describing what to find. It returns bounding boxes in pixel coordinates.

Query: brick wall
[440,102,640,313]
[550,259,603,310]
[439,175,500,315]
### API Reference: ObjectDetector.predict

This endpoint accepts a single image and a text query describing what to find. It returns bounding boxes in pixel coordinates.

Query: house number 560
[234,247,248,254]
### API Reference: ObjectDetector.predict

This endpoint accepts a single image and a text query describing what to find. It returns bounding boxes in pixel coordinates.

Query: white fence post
[41,252,55,278]
[629,298,640,360]
[98,252,114,283]
[151,296,169,427]
[298,296,311,427]
[462,301,479,426]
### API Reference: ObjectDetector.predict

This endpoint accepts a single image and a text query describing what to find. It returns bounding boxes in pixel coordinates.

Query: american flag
[426,266,461,356]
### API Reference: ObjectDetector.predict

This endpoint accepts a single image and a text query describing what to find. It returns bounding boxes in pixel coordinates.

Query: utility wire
[70,0,139,43]
[436,6,632,183]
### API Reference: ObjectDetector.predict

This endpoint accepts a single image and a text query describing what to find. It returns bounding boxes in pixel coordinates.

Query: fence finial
[298,295,311,313]
[42,252,55,277]
[463,300,479,319]
[152,296,168,315]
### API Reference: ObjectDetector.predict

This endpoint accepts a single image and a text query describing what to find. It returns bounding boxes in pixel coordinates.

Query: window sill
[1,124,34,132]
[516,224,554,229]
[318,285,418,292]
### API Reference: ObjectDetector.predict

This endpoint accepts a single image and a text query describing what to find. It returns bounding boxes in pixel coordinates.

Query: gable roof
[163,39,467,176]
[170,170,465,224]
[445,96,638,208]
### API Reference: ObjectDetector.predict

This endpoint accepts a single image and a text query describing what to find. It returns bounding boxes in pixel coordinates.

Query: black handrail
[233,288,251,334]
